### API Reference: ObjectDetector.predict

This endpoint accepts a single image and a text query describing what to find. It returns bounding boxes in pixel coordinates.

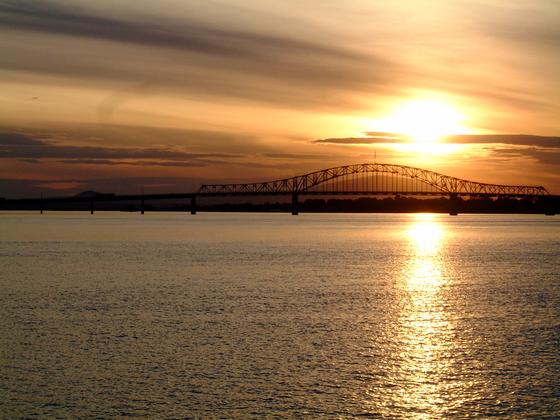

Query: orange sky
[1,0,559,197]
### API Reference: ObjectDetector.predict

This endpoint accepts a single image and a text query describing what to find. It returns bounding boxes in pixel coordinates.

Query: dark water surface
[1,212,559,418]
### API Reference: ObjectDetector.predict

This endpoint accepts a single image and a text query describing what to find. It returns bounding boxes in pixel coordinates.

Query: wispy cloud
[467,2,560,51]
[0,0,398,109]
[490,146,560,166]
[313,133,560,147]
[54,159,208,168]
[0,0,366,60]
[260,153,333,160]
[0,132,244,164]
[446,134,560,147]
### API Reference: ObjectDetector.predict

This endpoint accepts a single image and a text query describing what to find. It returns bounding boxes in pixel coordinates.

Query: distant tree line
[2,195,557,214]
[193,196,558,214]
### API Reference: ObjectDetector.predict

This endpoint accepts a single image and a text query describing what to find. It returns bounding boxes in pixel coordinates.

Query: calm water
[1,212,559,418]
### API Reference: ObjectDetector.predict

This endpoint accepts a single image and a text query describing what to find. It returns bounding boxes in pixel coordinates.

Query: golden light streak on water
[393,214,457,418]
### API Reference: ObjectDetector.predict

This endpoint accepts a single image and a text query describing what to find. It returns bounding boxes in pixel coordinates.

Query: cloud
[0,0,397,109]
[0,0,237,57]
[2,122,263,155]
[468,2,560,50]
[0,132,245,164]
[0,0,365,60]
[0,129,342,177]
[262,152,336,159]
[0,132,44,145]
[54,159,208,168]
[445,134,560,147]
[312,133,560,147]
[490,147,560,166]
[2,0,559,120]
[314,137,401,145]
[364,132,408,140]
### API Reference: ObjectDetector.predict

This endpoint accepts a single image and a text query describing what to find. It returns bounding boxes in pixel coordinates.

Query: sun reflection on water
[406,215,445,291]
[393,214,456,417]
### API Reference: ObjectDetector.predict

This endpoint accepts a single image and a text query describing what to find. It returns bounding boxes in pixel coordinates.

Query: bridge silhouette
[2,163,555,215]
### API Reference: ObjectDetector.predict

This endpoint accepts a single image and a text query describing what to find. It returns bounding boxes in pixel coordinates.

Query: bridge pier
[544,202,556,216]
[190,196,197,215]
[291,192,299,215]
[141,199,144,215]
[90,201,94,215]
[538,196,556,216]
[448,194,461,216]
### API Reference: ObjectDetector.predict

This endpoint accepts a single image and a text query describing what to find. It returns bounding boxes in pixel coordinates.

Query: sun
[375,98,468,144]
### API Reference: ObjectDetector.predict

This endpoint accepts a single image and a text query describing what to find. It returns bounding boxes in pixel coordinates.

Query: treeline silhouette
[190,196,558,214]
[114,196,556,214]
[3,195,557,214]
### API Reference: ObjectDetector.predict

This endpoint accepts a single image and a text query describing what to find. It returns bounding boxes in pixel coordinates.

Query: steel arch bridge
[4,162,554,216]
[199,163,549,197]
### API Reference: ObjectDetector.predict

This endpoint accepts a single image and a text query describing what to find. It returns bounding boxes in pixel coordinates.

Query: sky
[1,0,560,197]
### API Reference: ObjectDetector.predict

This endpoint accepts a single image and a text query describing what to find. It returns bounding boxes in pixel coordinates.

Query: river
[1,212,559,417]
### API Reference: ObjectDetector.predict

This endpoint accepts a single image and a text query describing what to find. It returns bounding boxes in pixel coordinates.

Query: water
[1,212,559,418]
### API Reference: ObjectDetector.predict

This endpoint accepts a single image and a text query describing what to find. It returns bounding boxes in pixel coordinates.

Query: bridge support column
[190,196,197,215]
[141,199,144,215]
[291,192,299,215]
[90,201,94,215]
[448,194,461,216]
[542,196,556,216]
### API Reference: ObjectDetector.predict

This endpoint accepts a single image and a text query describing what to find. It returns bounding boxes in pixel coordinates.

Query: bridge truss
[199,163,549,197]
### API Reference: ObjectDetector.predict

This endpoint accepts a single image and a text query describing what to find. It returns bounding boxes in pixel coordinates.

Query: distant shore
[2,196,557,215]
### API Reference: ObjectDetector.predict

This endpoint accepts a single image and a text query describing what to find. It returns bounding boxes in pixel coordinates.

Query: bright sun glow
[382,99,466,143]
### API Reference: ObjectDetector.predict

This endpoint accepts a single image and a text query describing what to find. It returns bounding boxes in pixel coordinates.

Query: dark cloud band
[0,132,244,162]
[313,133,560,148]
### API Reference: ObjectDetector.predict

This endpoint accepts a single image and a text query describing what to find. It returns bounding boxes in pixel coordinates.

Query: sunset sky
[1,0,559,197]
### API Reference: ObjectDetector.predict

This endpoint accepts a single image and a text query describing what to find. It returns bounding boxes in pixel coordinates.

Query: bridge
[1,163,555,215]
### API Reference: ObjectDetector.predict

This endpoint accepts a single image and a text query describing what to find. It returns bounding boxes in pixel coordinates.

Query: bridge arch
[199,163,549,197]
